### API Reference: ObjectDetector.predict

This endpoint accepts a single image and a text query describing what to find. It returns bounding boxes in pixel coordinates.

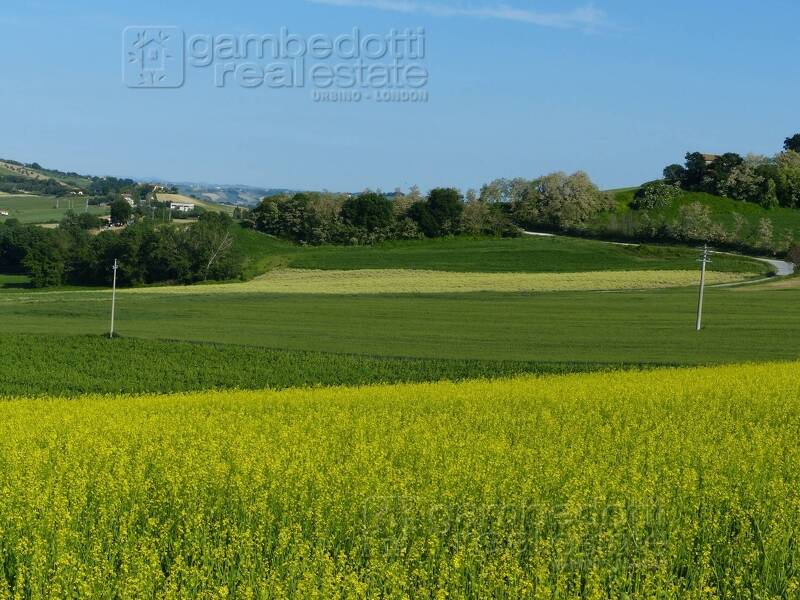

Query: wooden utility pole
[696,245,711,331]
[109,259,118,339]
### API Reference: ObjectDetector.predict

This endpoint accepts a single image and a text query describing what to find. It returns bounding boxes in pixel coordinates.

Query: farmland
[0,194,107,224]
[1,223,799,599]
[0,281,798,367]
[2,363,800,597]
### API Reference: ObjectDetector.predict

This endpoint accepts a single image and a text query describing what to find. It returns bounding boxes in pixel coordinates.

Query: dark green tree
[784,134,800,153]
[341,193,395,232]
[683,152,709,191]
[427,188,464,236]
[406,202,440,237]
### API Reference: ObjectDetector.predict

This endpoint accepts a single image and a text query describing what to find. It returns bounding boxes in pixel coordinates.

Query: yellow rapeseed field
[1,363,800,598]
[124,268,753,296]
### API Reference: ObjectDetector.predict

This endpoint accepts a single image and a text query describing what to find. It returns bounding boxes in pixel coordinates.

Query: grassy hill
[234,227,768,277]
[0,160,92,190]
[599,188,800,250]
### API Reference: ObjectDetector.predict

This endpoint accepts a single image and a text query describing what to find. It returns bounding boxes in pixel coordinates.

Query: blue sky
[0,0,798,192]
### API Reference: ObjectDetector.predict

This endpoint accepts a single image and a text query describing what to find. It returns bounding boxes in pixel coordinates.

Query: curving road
[522,231,796,283]
[758,257,795,276]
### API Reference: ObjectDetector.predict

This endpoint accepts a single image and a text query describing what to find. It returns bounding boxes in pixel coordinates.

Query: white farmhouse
[170,202,196,213]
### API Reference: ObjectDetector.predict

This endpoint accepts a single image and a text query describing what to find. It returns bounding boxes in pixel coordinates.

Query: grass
[0,273,29,289]
[0,194,107,224]
[0,283,798,365]
[1,363,799,596]
[0,333,651,397]
[233,228,768,276]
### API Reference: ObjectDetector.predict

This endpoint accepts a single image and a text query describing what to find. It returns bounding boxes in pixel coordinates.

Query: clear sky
[1,0,798,192]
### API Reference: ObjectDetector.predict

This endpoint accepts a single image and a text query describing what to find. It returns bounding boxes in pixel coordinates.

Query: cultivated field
[1,363,799,597]
[0,194,107,224]
[1,281,798,366]
[0,333,630,397]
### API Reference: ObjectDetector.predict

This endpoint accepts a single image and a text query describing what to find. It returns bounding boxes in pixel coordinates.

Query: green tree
[683,152,709,191]
[340,193,395,232]
[186,213,242,281]
[23,232,67,287]
[406,202,439,237]
[775,151,800,208]
[663,164,686,186]
[515,171,610,231]
[110,199,132,225]
[426,188,464,236]
[707,153,744,195]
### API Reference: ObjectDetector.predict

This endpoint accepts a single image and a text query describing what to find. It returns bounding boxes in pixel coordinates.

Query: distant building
[170,202,195,213]
[702,154,720,165]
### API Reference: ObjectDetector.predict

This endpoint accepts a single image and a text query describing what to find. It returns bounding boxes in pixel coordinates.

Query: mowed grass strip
[124,268,754,295]
[1,363,800,597]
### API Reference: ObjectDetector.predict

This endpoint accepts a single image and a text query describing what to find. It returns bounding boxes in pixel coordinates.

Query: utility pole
[696,244,712,331]
[109,259,118,339]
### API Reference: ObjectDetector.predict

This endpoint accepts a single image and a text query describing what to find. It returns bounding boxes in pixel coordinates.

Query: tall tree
[683,152,709,191]
[426,188,464,236]
[784,134,800,153]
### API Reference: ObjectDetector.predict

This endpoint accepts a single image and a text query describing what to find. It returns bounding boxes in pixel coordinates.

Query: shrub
[631,181,681,210]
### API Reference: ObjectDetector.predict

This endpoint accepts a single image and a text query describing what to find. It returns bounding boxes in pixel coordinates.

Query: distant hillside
[156,193,236,215]
[176,183,293,207]
[0,159,92,193]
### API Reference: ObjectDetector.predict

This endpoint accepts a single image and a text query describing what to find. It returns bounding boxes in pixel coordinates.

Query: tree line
[0,213,242,288]
[249,171,610,245]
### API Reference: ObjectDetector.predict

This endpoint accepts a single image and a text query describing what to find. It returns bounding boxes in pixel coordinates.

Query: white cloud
[306,0,608,30]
